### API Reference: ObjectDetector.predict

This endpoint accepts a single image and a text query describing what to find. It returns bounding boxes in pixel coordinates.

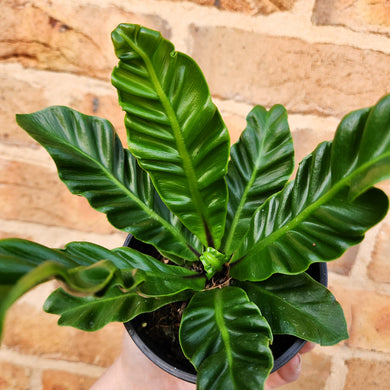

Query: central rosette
[199,247,227,279]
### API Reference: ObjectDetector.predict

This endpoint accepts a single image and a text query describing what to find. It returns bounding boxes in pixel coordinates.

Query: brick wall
[1,0,390,389]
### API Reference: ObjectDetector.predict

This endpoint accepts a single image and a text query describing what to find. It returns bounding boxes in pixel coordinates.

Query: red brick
[3,301,123,367]
[1,70,127,147]
[329,285,390,353]
[1,1,170,79]
[78,93,126,146]
[0,159,115,234]
[0,361,31,390]
[190,26,390,117]
[165,0,296,14]
[42,370,98,390]
[0,74,49,146]
[327,245,359,276]
[345,358,390,390]
[313,0,390,35]
[291,128,335,168]
[368,219,390,283]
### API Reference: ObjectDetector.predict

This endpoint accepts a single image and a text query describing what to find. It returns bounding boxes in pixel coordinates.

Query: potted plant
[1,23,390,389]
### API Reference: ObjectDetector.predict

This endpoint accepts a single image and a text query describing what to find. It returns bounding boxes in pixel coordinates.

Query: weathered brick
[327,245,359,276]
[3,302,123,367]
[329,284,390,353]
[42,370,98,390]
[0,361,31,390]
[368,219,390,283]
[1,0,170,79]
[344,358,390,390]
[0,231,33,240]
[0,159,115,234]
[313,0,390,35]
[280,349,331,390]
[291,127,335,167]
[190,26,390,117]
[1,67,126,147]
[221,113,246,144]
[165,0,296,14]
[78,93,126,145]
[0,74,49,146]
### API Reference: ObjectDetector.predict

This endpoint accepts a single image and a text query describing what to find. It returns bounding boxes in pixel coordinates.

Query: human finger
[264,353,302,390]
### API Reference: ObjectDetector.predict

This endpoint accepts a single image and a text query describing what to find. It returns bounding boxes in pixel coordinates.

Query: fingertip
[300,341,316,354]
[282,353,302,382]
[265,354,302,389]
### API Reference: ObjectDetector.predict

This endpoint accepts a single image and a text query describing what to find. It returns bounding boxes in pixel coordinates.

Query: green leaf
[0,259,120,338]
[105,246,206,297]
[60,244,206,297]
[199,247,227,279]
[0,239,138,339]
[231,94,390,281]
[0,239,204,336]
[331,94,390,197]
[111,23,230,248]
[231,141,388,280]
[223,105,294,254]
[16,106,200,263]
[235,273,348,345]
[44,285,191,331]
[179,287,273,390]
[0,239,81,284]
[0,239,160,281]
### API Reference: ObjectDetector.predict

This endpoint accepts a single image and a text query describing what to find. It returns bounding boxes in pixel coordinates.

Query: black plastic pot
[123,234,328,384]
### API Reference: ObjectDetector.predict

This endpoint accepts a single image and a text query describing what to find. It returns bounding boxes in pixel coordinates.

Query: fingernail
[297,353,302,371]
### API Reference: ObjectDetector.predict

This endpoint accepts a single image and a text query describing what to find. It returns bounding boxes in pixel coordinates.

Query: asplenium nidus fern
[1,23,390,389]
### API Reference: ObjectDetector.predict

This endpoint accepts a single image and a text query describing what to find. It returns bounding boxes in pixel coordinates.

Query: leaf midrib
[43,129,193,255]
[234,151,390,264]
[250,281,327,324]
[214,290,235,386]
[48,287,141,315]
[224,134,267,254]
[122,30,209,245]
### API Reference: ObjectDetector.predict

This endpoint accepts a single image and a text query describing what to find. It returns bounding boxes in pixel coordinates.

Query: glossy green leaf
[223,105,294,254]
[16,106,200,263]
[62,244,205,297]
[0,239,139,338]
[0,239,81,284]
[56,244,205,297]
[115,247,205,296]
[0,239,203,336]
[235,273,348,345]
[44,285,191,331]
[231,140,388,280]
[199,247,227,279]
[0,259,121,338]
[231,95,390,281]
[331,95,390,197]
[179,287,273,390]
[111,24,230,248]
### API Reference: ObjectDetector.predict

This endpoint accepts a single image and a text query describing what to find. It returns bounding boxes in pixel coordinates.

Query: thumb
[265,353,302,389]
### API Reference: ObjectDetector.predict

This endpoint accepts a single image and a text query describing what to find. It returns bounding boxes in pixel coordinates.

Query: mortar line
[348,220,383,281]
[328,270,390,296]
[0,347,107,378]
[0,219,126,248]
[318,344,390,362]
[78,0,390,54]
[325,354,347,390]
[27,0,390,55]
[29,368,43,390]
